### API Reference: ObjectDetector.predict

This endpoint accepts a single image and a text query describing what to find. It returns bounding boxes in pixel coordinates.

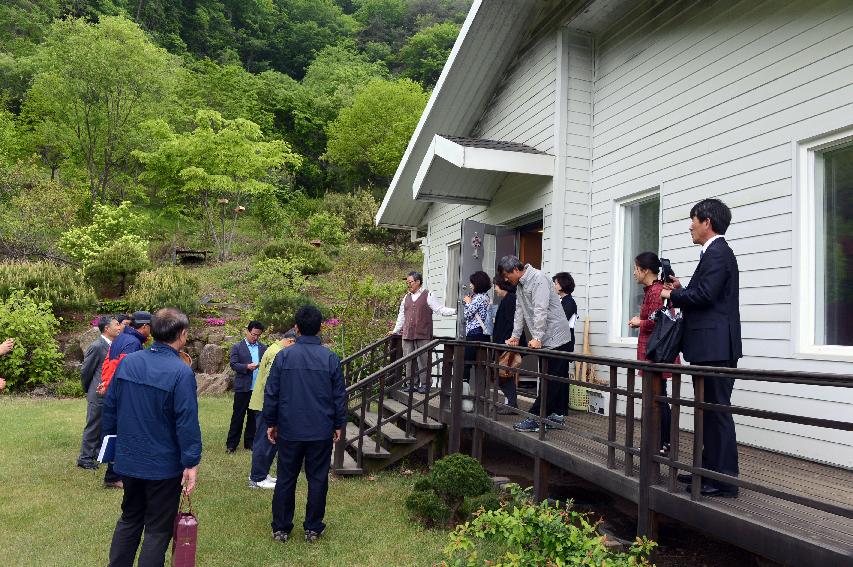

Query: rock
[78,327,100,353]
[195,372,233,395]
[63,339,84,364]
[206,329,226,344]
[491,476,513,490]
[198,343,225,374]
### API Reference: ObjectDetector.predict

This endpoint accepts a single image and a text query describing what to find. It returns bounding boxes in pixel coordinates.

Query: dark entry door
[457,219,516,338]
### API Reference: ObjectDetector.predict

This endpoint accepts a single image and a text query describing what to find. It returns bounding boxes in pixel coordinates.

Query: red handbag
[172,493,198,567]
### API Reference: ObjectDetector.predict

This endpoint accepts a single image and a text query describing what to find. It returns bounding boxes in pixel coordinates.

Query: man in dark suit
[662,198,742,498]
[77,315,123,470]
[227,320,267,452]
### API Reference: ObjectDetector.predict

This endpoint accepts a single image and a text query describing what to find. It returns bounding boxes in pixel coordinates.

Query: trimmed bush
[305,212,346,247]
[126,267,200,315]
[0,261,97,313]
[260,238,334,275]
[0,290,63,391]
[83,235,151,295]
[58,201,147,266]
[250,257,307,294]
[406,454,495,528]
[255,290,324,332]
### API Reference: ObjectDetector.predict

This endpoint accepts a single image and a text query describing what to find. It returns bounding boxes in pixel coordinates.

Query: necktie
[700,250,704,260]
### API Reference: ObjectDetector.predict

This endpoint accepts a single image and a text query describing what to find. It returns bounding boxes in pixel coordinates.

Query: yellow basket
[569,383,589,411]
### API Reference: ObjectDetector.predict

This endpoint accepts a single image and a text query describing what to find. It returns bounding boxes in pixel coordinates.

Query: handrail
[345,339,441,394]
[341,334,396,366]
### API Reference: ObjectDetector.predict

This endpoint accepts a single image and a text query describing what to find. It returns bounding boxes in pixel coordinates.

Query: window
[614,191,660,339]
[445,242,461,308]
[815,142,853,346]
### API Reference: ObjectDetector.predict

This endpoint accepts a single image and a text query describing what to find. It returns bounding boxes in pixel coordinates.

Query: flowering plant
[204,317,226,326]
[324,318,341,328]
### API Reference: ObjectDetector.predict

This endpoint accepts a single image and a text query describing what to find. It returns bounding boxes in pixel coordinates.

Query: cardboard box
[588,389,609,416]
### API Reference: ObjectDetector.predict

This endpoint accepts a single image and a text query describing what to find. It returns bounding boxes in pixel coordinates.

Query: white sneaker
[266,475,277,483]
[249,478,276,489]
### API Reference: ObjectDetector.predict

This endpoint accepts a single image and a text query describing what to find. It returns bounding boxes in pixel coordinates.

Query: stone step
[382,398,443,429]
[332,449,362,476]
[361,411,417,444]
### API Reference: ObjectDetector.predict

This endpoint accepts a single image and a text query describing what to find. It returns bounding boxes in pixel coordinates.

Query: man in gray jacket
[498,256,574,433]
[77,315,122,470]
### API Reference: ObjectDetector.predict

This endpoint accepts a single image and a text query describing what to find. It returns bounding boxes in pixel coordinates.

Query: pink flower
[324,318,341,328]
[91,318,99,327]
[204,317,226,326]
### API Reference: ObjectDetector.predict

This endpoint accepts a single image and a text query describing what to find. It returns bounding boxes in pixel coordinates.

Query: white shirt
[101,335,113,346]
[392,288,456,334]
[701,234,725,257]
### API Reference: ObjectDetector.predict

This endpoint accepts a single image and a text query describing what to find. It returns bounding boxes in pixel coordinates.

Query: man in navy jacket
[662,198,742,498]
[103,308,201,567]
[263,305,346,543]
[227,321,267,452]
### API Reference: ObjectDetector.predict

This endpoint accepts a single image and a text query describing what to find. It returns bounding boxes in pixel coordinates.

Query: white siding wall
[425,32,561,337]
[584,0,853,466]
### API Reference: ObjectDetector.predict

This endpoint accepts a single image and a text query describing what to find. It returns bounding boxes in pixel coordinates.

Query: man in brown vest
[389,271,456,394]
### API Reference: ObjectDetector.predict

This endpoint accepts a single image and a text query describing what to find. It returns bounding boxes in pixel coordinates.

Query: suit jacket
[670,237,742,363]
[80,336,109,392]
[230,339,268,393]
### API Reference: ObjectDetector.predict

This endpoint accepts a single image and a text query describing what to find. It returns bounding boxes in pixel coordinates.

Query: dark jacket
[80,335,109,392]
[492,293,527,347]
[102,343,202,480]
[109,326,147,359]
[263,335,346,442]
[230,339,268,393]
[561,295,578,350]
[670,237,742,363]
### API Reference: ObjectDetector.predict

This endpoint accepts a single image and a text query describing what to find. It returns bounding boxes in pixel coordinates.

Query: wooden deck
[409,390,853,566]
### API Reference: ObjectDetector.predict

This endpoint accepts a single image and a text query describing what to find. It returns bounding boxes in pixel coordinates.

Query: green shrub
[250,257,307,294]
[444,484,656,567]
[255,290,323,332]
[126,267,200,315]
[0,261,97,313]
[405,488,452,528]
[260,238,334,275]
[58,201,147,266]
[97,298,131,314]
[305,212,346,247]
[53,374,86,398]
[322,190,378,235]
[82,235,151,295]
[0,290,63,391]
[406,454,494,528]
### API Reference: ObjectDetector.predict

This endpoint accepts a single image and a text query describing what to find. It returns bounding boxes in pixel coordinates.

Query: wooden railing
[334,337,853,546]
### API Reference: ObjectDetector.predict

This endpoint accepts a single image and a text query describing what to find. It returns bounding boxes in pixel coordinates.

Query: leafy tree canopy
[397,21,459,87]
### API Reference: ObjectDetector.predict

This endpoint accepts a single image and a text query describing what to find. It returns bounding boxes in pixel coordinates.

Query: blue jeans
[250,415,277,482]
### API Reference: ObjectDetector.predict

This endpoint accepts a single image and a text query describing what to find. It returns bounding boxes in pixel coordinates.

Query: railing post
[607,365,617,469]
[638,370,661,539]
[449,343,465,454]
[624,368,636,476]
[534,458,550,502]
[668,373,682,492]
[691,375,705,500]
[538,357,549,441]
[333,427,346,472]
[439,344,452,417]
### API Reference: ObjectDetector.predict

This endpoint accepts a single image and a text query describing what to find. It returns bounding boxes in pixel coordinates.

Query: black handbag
[644,303,683,363]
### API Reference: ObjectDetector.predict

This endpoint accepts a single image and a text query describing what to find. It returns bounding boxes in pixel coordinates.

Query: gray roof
[438,135,551,156]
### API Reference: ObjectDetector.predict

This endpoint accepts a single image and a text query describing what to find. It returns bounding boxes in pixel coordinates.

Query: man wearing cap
[247,328,297,489]
[98,310,152,489]
[77,315,123,470]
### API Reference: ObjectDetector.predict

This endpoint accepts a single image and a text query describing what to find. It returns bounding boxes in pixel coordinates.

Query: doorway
[517,220,544,269]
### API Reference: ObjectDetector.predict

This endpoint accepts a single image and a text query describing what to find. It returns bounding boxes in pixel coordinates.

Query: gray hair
[151,308,189,343]
[497,255,524,274]
[407,271,423,284]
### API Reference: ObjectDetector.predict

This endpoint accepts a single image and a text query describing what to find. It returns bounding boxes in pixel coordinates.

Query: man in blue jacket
[227,320,267,452]
[103,308,202,567]
[98,310,152,489]
[263,305,346,544]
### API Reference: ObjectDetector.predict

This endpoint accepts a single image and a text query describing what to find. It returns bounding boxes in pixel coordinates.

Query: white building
[377,0,853,467]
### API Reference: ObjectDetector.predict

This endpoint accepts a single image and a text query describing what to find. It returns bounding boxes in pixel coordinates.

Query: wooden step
[345,423,391,458]
[382,398,443,429]
[361,411,416,443]
[331,449,362,476]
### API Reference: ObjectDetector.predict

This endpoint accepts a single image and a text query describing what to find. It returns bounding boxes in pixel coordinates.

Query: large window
[815,143,853,346]
[616,192,660,339]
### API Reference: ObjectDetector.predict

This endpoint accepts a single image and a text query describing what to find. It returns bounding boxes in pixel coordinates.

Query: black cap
[132,311,152,325]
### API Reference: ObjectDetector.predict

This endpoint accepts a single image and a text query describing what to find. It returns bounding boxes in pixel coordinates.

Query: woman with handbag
[491,276,526,413]
[462,271,493,382]
[628,252,679,455]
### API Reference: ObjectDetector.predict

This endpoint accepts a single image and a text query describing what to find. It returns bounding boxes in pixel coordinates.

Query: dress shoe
[226,446,237,454]
[685,484,738,498]
[677,473,692,484]
[77,461,99,470]
[103,480,124,489]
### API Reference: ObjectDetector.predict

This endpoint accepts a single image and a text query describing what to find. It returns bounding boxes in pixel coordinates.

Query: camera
[659,258,675,283]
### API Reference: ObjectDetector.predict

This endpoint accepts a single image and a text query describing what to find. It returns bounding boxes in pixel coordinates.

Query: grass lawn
[0,396,447,566]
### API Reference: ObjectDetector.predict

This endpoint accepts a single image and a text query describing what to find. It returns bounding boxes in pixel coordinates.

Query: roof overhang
[413,135,554,206]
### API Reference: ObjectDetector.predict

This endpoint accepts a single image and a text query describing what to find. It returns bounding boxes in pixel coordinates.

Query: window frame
[444,240,461,309]
[609,187,662,345]
[794,129,853,360]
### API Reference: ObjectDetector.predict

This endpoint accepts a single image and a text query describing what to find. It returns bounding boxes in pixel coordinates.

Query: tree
[397,22,459,87]
[324,78,427,185]
[134,110,303,260]
[21,16,176,202]
[352,0,408,48]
